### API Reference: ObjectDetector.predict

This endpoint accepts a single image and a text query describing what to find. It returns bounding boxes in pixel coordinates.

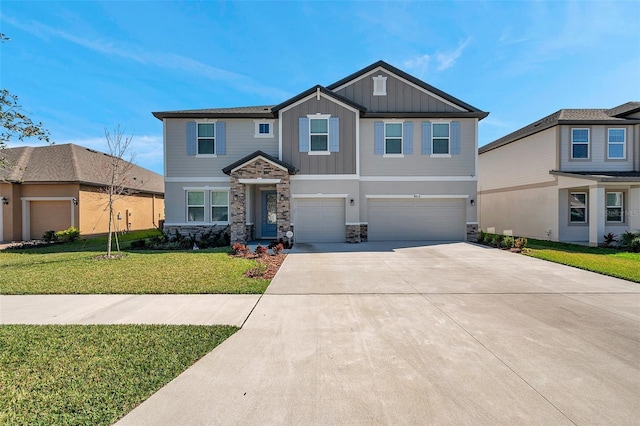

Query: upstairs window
[571,128,589,159]
[607,128,626,159]
[569,192,587,223]
[606,192,624,223]
[254,120,274,138]
[197,123,215,154]
[384,123,403,154]
[187,191,205,222]
[310,117,329,151]
[211,191,229,222]
[432,123,450,154]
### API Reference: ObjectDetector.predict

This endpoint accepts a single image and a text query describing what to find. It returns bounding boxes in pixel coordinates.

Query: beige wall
[79,186,164,235]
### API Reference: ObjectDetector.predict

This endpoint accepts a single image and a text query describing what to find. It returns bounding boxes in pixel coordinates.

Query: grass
[525,238,640,283]
[0,324,239,425]
[0,230,270,294]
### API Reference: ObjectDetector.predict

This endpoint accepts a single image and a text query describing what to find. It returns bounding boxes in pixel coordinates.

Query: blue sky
[1,0,639,175]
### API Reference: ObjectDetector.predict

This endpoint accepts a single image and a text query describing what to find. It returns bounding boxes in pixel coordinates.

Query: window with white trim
[607,128,626,159]
[384,123,403,154]
[571,128,589,159]
[211,191,229,222]
[197,123,215,154]
[569,192,587,223]
[432,122,450,154]
[606,192,624,222]
[187,191,205,222]
[254,120,274,138]
[309,117,329,151]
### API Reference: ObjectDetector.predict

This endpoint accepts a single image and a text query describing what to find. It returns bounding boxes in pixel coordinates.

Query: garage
[30,200,72,240]
[294,198,345,243]
[367,198,466,241]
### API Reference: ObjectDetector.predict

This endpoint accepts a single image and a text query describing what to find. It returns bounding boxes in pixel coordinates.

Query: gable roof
[326,60,487,116]
[221,150,297,175]
[0,144,164,194]
[479,102,640,154]
[271,85,367,114]
[152,105,274,120]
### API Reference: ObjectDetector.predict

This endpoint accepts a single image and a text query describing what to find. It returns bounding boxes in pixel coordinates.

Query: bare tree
[103,125,138,257]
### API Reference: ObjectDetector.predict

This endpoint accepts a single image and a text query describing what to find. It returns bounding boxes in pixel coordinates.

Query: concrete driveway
[119,242,640,425]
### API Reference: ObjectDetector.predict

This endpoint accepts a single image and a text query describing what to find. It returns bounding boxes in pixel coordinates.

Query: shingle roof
[479,102,640,154]
[0,144,164,194]
[221,150,296,175]
[152,105,275,120]
[549,170,640,182]
[271,85,367,113]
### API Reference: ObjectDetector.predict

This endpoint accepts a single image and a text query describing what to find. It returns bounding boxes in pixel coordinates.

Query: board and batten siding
[333,71,462,113]
[559,124,636,172]
[280,97,357,175]
[360,118,476,176]
[478,127,558,192]
[165,118,279,178]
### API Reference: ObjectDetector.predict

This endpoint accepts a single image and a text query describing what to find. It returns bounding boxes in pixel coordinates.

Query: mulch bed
[232,253,287,279]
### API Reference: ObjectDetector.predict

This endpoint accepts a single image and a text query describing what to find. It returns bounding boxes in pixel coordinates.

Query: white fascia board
[163,118,167,177]
[230,156,289,174]
[182,186,230,191]
[238,178,281,184]
[291,193,348,198]
[360,176,477,182]
[332,66,468,112]
[278,92,361,115]
[365,194,469,199]
[165,177,230,183]
[278,112,283,160]
[290,174,359,181]
[20,196,76,201]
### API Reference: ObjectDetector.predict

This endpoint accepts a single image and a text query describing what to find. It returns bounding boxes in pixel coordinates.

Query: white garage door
[368,198,466,241]
[294,198,345,243]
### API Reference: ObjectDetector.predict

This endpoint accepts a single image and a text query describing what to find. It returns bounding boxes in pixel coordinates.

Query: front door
[261,190,277,238]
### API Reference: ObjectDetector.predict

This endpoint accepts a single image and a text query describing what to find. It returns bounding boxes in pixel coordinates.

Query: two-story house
[153,61,488,244]
[478,102,640,246]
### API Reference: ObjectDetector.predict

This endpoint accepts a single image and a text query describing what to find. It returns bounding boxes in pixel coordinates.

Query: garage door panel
[30,201,72,240]
[295,198,345,243]
[368,198,465,241]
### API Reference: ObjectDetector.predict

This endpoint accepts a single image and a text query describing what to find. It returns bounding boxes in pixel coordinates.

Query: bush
[42,230,58,243]
[271,243,284,255]
[477,230,485,243]
[603,232,618,248]
[130,239,147,249]
[55,227,80,243]
[255,244,267,256]
[232,242,249,255]
[630,237,640,253]
[515,237,528,250]
[502,236,514,249]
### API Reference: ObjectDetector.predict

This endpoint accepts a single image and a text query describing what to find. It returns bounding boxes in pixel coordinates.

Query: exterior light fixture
[72,197,78,205]
[470,199,475,206]
[350,199,355,206]
[1,196,8,205]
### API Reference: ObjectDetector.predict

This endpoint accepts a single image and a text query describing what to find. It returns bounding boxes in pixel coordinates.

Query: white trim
[360,176,477,182]
[195,154,217,158]
[430,154,452,158]
[384,120,404,155]
[279,92,362,115]
[308,151,331,156]
[0,201,4,242]
[20,197,77,241]
[570,128,590,160]
[238,178,281,184]
[196,121,217,155]
[230,155,290,174]
[569,191,588,224]
[466,222,479,225]
[291,175,359,181]
[383,154,404,158]
[331,66,468,112]
[356,112,360,176]
[163,118,167,177]
[606,128,626,160]
[254,119,275,138]
[20,196,77,202]
[431,121,451,155]
[474,118,478,178]
[346,222,368,226]
[291,193,348,198]
[278,112,283,160]
[166,177,230,183]
[365,195,469,199]
[372,75,387,96]
[308,113,331,154]
[182,186,230,191]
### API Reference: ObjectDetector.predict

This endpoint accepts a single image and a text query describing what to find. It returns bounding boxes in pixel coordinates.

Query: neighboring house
[153,61,488,244]
[0,143,164,242]
[478,102,640,246]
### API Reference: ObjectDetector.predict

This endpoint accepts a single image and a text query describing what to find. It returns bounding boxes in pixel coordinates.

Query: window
[571,128,589,159]
[211,191,229,222]
[187,191,205,222]
[254,120,274,138]
[569,192,587,223]
[606,192,624,222]
[372,75,387,96]
[607,128,626,159]
[432,123,450,154]
[310,118,328,151]
[197,123,215,154]
[385,123,403,154]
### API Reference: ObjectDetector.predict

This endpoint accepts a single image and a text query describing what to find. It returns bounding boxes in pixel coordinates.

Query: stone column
[230,176,247,243]
[276,176,291,240]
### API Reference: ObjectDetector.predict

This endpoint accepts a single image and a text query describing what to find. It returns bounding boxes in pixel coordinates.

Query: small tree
[103,126,139,257]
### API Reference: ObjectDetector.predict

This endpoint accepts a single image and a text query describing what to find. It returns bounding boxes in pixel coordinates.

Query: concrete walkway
[117,242,640,425]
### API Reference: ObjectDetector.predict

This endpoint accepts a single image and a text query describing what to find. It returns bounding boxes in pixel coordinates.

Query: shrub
[55,227,80,243]
[42,230,58,243]
[130,239,147,249]
[515,237,528,250]
[502,236,514,249]
[255,244,267,256]
[620,231,640,250]
[271,243,284,255]
[603,232,618,248]
[477,230,485,243]
[630,236,640,253]
[232,242,249,255]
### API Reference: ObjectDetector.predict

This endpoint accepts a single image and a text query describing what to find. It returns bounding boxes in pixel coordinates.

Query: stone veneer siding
[163,224,230,240]
[229,158,291,244]
[466,223,478,242]
[345,224,368,243]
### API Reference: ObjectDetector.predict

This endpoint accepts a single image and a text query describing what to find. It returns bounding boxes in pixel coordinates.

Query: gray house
[478,102,640,246]
[153,61,488,244]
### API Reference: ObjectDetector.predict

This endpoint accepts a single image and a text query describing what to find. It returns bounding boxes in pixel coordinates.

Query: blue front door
[261,191,277,238]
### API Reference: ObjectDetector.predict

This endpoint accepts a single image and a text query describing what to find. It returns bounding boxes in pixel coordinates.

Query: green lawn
[0,230,269,294]
[0,324,238,425]
[525,239,640,283]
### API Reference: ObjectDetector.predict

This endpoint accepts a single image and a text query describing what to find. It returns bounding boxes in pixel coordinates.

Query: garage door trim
[21,196,76,240]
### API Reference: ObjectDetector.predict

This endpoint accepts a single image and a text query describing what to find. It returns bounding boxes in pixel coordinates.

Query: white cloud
[435,37,471,71]
[403,54,431,77]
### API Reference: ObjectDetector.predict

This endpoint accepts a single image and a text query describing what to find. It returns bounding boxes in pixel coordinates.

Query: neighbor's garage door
[368,198,465,241]
[30,201,71,239]
[294,198,345,243]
